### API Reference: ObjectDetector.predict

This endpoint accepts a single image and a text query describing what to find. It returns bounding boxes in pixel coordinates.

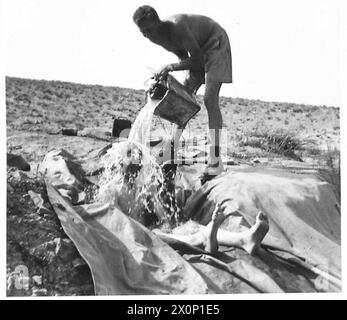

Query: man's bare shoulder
[164,13,218,27]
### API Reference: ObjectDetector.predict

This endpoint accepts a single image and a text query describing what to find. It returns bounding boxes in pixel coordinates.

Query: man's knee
[204,81,222,108]
[203,94,216,109]
[204,91,221,112]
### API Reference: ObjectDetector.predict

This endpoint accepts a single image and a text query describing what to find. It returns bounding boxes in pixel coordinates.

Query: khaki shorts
[184,28,233,93]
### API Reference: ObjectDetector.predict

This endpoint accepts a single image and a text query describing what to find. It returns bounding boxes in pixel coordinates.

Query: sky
[2,0,343,106]
[0,0,347,299]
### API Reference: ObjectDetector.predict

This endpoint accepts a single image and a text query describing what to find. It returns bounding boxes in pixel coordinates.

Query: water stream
[95,97,180,227]
[128,98,159,146]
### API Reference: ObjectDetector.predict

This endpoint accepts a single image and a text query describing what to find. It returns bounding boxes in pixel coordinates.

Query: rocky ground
[5,76,340,296]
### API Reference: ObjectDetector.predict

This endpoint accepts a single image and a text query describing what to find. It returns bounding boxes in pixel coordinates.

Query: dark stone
[61,128,78,136]
[54,238,78,262]
[7,154,31,171]
[226,160,236,165]
[112,118,131,138]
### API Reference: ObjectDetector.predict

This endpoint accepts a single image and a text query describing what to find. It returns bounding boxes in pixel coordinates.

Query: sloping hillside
[6,76,340,296]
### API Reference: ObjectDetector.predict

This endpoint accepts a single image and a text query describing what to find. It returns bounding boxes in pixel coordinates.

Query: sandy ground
[6,76,340,296]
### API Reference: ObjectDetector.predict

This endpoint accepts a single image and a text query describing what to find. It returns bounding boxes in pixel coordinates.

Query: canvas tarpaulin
[41,148,341,294]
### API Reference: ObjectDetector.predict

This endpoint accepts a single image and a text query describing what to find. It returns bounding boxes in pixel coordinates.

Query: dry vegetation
[6,76,340,296]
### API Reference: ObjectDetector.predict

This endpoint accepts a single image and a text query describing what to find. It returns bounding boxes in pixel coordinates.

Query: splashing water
[128,99,159,146]
[94,96,183,227]
[96,140,171,225]
[128,98,175,166]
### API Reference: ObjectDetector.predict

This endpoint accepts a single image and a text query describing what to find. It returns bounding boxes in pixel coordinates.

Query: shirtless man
[133,6,233,179]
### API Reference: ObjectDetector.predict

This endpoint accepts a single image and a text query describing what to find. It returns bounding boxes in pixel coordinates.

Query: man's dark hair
[133,5,160,26]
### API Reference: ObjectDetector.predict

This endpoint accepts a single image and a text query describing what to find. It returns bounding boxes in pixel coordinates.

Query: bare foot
[242,211,269,255]
[203,204,228,254]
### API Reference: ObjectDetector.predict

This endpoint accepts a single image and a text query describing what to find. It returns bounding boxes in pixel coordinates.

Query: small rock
[32,275,42,286]
[30,243,56,264]
[7,153,31,171]
[43,213,53,219]
[31,238,75,264]
[54,238,78,262]
[8,170,28,182]
[28,190,52,215]
[72,258,87,269]
[226,160,236,165]
[61,128,78,136]
[28,190,44,207]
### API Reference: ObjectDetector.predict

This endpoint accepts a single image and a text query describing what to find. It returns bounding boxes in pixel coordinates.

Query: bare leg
[153,208,269,256]
[153,227,206,247]
[203,80,224,175]
[216,211,269,255]
[203,204,228,253]
[182,71,224,173]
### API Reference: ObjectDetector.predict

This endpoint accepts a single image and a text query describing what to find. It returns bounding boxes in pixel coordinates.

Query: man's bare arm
[170,22,204,72]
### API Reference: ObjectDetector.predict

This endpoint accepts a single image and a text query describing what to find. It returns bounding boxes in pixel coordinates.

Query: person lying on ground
[133,6,233,181]
[153,203,270,256]
[98,141,269,256]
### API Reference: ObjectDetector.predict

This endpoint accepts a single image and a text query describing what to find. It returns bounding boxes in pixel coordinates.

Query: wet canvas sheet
[41,149,341,294]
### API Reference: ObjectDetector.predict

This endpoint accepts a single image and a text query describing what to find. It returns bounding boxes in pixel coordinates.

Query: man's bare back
[163,14,223,52]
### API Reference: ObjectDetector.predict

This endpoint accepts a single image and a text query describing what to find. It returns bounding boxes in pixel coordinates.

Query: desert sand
[6,76,340,296]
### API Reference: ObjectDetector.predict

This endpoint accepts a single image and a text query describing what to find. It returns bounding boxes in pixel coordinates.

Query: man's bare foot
[242,211,269,255]
[203,204,228,254]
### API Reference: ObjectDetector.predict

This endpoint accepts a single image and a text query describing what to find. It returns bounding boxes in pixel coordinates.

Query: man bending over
[133,6,233,180]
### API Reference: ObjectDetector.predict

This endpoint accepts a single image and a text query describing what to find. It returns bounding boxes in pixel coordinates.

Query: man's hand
[154,64,173,80]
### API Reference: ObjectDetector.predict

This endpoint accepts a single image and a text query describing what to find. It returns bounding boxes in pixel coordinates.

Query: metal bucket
[152,75,201,127]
